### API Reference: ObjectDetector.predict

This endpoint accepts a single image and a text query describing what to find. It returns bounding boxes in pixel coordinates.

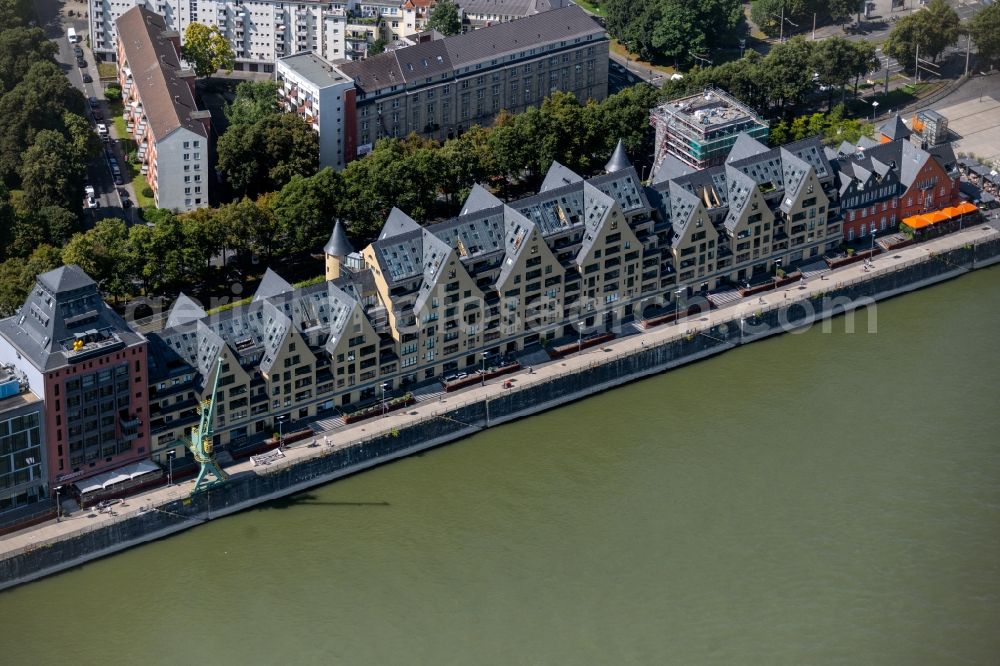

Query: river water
[2,268,999,665]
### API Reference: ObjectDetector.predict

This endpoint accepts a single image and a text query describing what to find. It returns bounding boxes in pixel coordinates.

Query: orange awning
[903,202,978,229]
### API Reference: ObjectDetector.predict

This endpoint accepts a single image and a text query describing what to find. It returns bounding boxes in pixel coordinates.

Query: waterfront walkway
[2,218,998,561]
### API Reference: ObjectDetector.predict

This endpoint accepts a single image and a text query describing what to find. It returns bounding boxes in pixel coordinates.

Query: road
[33,0,139,226]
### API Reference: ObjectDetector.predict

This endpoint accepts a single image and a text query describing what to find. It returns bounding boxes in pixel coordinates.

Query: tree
[751,0,819,37]
[760,37,815,109]
[968,1,1000,67]
[827,0,856,26]
[217,113,319,197]
[605,0,742,63]
[427,0,462,37]
[0,244,60,316]
[224,81,279,127]
[811,36,864,106]
[270,168,345,252]
[0,61,85,184]
[0,26,57,95]
[368,38,387,56]
[8,205,79,256]
[884,0,959,67]
[215,196,278,261]
[62,111,102,163]
[181,23,235,77]
[19,129,85,211]
[61,218,131,298]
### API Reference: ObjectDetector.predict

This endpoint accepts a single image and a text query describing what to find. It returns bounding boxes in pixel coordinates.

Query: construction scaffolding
[651,87,769,173]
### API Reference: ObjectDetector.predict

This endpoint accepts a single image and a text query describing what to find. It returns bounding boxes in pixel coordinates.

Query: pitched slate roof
[879,114,911,140]
[604,139,631,174]
[166,292,207,328]
[324,219,355,257]
[540,160,584,192]
[496,207,540,287]
[460,184,504,216]
[253,268,294,302]
[725,133,770,165]
[0,265,146,371]
[339,6,603,93]
[379,207,422,240]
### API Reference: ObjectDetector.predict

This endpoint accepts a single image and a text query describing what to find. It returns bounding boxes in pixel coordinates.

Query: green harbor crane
[189,357,229,494]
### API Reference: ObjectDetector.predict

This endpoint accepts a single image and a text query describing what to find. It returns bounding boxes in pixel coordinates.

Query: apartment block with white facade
[276,52,357,170]
[116,7,212,212]
[91,0,444,71]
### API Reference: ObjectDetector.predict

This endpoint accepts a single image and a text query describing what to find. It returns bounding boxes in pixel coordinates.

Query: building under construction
[650,87,769,174]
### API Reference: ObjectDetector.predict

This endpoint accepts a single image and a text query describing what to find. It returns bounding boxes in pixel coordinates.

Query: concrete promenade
[2,218,998,563]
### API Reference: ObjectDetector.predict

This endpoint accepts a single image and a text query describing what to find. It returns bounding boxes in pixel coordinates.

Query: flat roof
[654,89,764,130]
[278,51,352,88]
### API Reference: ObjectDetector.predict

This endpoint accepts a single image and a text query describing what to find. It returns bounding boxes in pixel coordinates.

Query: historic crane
[189,357,229,494]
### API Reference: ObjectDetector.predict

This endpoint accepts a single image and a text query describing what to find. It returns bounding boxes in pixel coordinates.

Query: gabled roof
[115,7,208,141]
[589,167,653,216]
[414,229,456,313]
[461,183,503,215]
[379,207,421,240]
[651,153,695,185]
[540,160,584,192]
[778,148,814,213]
[726,133,770,165]
[576,182,616,262]
[496,206,539,287]
[604,139,631,174]
[723,165,758,233]
[253,268,294,302]
[166,292,207,328]
[668,180,702,240]
[324,219,355,257]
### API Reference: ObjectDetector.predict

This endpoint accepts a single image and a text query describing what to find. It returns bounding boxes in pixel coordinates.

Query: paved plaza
[931,76,1000,165]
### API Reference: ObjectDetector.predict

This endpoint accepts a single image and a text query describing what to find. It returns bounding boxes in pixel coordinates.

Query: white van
[67,27,79,43]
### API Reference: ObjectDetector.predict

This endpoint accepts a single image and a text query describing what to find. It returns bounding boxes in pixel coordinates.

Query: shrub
[142,186,154,198]
[104,85,121,101]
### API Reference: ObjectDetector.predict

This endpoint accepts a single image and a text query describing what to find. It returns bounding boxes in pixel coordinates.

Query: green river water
[1,268,999,665]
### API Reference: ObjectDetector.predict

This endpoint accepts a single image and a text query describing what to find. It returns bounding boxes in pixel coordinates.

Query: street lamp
[276,414,288,446]
[380,382,388,417]
[54,485,63,522]
[481,352,490,386]
[166,449,176,486]
[870,99,880,121]
[674,287,685,324]
[577,319,584,352]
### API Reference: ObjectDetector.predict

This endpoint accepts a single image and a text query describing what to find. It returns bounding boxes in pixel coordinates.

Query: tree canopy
[181,23,235,77]
[604,0,743,65]
[427,0,462,37]
[884,0,960,67]
[217,112,320,197]
[224,80,280,127]
[968,1,1000,68]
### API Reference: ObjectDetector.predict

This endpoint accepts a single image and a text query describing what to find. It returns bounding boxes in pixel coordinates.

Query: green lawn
[97,62,117,80]
[130,165,156,209]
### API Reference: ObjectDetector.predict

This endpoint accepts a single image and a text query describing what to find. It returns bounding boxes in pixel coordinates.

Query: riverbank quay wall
[2,236,999,591]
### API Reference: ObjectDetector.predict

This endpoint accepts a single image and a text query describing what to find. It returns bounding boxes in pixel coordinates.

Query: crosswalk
[799,261,828,278]
[707,288,741,307]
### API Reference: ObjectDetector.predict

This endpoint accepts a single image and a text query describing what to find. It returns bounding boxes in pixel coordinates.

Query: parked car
[88,96,98,109]
[117,187,128,198]
[82,73,92,83]
[74,46,83,57]
[84,185,95,198]
[85,195,98,209]
[92,109,103,121]
[76,57,86,69]
[113,173,123,185]
[104,148,114,159]
[97,123,108,138]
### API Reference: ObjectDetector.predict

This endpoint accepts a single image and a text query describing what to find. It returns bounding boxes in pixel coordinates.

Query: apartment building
[91,0,457,70]
[0,266,151,491]
[336,5,608,154]
[277,52,357,169]
[116,7,212,212]
[651,88,770,174]
[0,368,47,528]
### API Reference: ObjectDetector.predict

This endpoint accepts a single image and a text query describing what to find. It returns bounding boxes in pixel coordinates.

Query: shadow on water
[260,493,390,511]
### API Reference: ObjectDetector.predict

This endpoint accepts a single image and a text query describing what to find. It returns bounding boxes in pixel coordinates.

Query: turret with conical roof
[324,219,355,281]
[604,139,631,174]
